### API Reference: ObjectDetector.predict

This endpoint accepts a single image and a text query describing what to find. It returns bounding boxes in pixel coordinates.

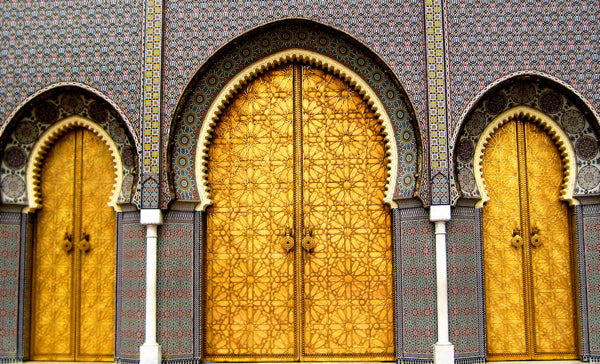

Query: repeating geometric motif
[445,0,600,141]
[157,212,195,359]
[579,205,600,360]
[424,0,451,205]
[203,65,296,360]
[452,80,600,204]
[302,66,395,359]
[115,211,146,361]
[0,217,21,360]
[0,89,139,207]
[446,207,485,362]
[30,130,78,359]
[394,207,436,359]
[481,120,576,359]
[163,0,427,136]
[78,129,118,360]
[31,128,117,361]
[204,64,395,360]
[0,1,144,138]
[166,19,423,208]
[139,0,164,209]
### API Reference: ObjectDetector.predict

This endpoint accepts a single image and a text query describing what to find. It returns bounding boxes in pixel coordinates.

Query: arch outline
[194,48,399,210]
[474,105,578,208]
[25,115,124,213]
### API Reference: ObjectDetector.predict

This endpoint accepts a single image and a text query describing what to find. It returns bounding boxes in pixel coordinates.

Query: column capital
[430,205,451,223]
[140,209,163,225]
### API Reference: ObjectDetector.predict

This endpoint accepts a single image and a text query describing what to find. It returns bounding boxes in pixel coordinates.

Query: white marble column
[430,205,455,364]
[139,209,163,364]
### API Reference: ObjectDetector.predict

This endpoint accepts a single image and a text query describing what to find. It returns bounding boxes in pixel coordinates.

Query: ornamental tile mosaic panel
[446,207,485,361]
[395,207,436,360]
[0,216,21,360]
[580,205,600,359]
[0,1,144,138]
[167,20,423,207]
[446,0,600,139]
[163,0,427,133]
[0,88,140,207]
[115,212,146,361]
[157,212,194,359]
[452,79,600,204]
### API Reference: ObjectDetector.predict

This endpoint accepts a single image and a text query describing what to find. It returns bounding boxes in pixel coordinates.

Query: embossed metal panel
[204,64,394,361]
[482,120,577,361]
[31,128,116,361]
[301,66,394,360]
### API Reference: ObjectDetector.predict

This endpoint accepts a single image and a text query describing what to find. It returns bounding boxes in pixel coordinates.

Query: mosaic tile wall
[0,213,22,362]
[157,211,195,360]
[578,204,600,361]
[446,207,485,362]
[115,211,146,362]
[394,206,437,361]
[0,1,144,139]
[445,0,600,143]
[452,79,600,204]
[0,88,140,207]
[163,0,427,135]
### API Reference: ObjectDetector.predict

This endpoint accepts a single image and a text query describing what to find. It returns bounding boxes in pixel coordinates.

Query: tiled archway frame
[0,85,139,208]
[168,21,421,206]
[453,78,600,204]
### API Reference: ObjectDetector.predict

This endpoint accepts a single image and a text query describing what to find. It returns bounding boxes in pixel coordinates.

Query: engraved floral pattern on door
[204,63,394,361]
[31,128,116,361]
[482,119,577,361]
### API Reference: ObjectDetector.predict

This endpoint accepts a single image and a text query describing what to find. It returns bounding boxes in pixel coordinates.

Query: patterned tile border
[141,0,164,208]
[425,0,450,205]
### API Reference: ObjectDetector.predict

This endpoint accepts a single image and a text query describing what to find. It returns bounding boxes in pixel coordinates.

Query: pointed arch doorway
[481,116,578,360]
[203,63,395,362]
[30,126,117,361]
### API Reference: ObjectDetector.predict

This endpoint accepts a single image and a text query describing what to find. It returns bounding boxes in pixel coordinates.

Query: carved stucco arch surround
[25,116,124,213]
[474,105,578,208]
[194,49,399,210]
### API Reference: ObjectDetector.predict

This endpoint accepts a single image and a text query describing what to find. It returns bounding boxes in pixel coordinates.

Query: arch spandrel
[453,77,600,205]
[168,21,422,208]
[0,86,139,209]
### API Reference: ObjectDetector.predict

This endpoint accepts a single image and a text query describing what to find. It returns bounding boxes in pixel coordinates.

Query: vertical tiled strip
[141,0,163,208]
[424,0,449,205]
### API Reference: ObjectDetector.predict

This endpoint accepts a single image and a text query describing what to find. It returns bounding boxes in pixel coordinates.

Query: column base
[434,342,454,364]
[140,343,162,364]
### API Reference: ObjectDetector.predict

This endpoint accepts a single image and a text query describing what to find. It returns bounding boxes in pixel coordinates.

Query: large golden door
[482,119,578,360]
[31,127,116,361]
[204,64,394,362]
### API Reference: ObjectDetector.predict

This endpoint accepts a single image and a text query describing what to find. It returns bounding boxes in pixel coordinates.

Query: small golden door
[31,127,116,361]
[482,119,578,360]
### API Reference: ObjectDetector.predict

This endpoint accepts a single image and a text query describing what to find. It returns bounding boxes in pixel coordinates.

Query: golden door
[204,64,395,362]
[31,127,116,361]
[482,119,578,361]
